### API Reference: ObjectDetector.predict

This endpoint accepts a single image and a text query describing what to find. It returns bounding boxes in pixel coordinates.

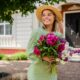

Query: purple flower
[33,46,41,56]
[59,38,66,44]
[57,43,65,52]
[46,33,58,46]
[64,57,68,61]
[74,50,80,53]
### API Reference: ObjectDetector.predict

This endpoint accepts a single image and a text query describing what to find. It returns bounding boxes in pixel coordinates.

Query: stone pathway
[57,61,80,80]
[0,60,30,80]
[0,61,80,80]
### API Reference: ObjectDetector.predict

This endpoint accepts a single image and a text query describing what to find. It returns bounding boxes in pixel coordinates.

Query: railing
[0,36,21,48]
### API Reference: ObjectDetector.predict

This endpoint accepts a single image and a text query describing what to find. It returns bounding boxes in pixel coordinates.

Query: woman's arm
[26,28,39,60]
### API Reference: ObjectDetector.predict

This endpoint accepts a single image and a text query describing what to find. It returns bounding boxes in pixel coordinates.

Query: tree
[0,0,66,23]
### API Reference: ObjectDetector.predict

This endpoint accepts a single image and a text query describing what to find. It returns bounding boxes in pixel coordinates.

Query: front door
[65,12,80,48]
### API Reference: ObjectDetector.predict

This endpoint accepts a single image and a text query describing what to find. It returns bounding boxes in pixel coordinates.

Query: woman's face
[41,9,55,26]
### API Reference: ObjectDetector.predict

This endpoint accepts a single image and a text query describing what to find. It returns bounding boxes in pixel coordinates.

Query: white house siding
[67,0,80,3]
[12,13,34,49]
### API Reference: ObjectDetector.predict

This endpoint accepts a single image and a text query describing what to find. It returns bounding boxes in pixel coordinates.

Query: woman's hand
[42,56,55,63]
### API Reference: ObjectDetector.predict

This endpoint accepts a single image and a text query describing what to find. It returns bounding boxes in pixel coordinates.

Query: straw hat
[36,5,62,22]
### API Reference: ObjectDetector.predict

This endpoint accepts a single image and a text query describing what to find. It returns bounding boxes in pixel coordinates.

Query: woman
[27,5,64,80]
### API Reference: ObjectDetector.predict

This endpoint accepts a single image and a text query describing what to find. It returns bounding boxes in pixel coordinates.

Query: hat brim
[36,5,62,22]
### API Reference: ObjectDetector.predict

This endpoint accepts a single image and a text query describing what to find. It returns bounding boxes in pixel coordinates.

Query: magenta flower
[38,35,45,44]
[64,57,68,61]
[46,33,58,46]
[39,35,45,41]
[33,46,41,56]
[57,43,65,52]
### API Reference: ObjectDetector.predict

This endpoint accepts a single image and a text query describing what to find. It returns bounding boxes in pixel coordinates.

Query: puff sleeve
[27,29,39,61]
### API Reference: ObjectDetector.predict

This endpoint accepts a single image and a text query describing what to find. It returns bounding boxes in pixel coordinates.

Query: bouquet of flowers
[33,33,68,64]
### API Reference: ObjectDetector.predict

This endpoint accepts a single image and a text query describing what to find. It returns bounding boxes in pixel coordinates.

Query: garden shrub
[10,52,27,60]
[0,54,7,60]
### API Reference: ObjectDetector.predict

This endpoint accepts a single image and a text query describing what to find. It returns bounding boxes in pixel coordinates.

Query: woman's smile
[41,10,55,26]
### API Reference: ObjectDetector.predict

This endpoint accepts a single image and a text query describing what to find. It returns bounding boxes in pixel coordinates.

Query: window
[0,21,12,35]
[64,11,80,48]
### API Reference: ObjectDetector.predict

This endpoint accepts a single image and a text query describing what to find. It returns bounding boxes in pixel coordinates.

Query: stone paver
[0,61,80,80]
[57,61,80,80]
[0,60,30,80]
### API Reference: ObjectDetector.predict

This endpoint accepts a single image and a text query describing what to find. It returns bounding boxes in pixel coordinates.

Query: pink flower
[38,40,42,44]
[33,46,41,56]
[46,33,58,46]
[38,35,45,44]
[39,35,45,41]
[58,53,62,59]
[57,43,65,52]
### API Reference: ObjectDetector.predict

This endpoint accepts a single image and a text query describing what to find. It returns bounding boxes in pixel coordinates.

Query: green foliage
[2,55,11,60]
[0,0,66,23]
[0,54,7,60]
[10,52,27,60]
[0,52,27,61]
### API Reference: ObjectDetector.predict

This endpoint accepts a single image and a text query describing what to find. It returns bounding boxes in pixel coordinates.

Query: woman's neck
[45,25,53,33]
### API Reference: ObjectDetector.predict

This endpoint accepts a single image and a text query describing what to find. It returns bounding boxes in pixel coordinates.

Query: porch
[0,36,25,54]
[0,36,21,48]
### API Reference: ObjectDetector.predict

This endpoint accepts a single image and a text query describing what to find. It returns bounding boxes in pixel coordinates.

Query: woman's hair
[42,9,57,32]
[52,18,56,31]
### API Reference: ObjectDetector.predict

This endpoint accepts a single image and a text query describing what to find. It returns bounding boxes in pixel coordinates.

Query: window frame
[0,21,12,36]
